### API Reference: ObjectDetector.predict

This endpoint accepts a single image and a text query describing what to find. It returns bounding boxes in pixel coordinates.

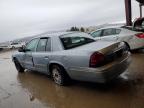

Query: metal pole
[140,4,142,17]
[125,0,132,26]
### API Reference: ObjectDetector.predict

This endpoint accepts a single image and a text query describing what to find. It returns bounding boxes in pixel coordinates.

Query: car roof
[90,26,123,34]
[27,31,94,44]
[35,31,78,38]
[98,26,122,30]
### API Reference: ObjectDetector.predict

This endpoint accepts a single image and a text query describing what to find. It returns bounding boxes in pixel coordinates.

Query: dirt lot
[0,50,144,108]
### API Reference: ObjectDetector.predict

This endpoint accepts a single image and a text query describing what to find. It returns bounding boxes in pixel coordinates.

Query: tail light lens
[135,33,144,38]
[89,52,104,68]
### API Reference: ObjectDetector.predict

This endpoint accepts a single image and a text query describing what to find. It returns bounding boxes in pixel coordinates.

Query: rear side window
[102,28,121,36]
[91,30,102,38]
[37,38,47,52]
[115,29,121,34]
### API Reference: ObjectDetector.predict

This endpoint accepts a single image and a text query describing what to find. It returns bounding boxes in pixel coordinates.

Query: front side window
[91,30,102,38]
[102,28,114,36]
[26,38,39,52]
[37,38,48,52]
[115,29,121,34]
[60,36,95,49]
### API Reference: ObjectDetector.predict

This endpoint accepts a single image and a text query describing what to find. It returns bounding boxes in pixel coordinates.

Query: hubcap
[52,68,62,85]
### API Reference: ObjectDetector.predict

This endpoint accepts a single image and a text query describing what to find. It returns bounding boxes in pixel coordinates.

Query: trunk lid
[70,41,125,55]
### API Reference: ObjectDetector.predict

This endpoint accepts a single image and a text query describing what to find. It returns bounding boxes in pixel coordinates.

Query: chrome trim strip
[35,64,46,67]
[21,61,46,67]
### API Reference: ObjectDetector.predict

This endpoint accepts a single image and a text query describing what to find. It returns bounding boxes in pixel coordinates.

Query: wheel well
[123,41,131,50]
[49,63,68,76]
[13,57,19,63]
[13,57,20,63]
[13,57,16,61]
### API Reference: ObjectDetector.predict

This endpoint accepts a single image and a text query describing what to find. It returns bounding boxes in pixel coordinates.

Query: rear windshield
[60,36,95,50]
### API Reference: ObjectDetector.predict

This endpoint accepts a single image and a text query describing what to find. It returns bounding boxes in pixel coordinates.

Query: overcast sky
[0,0,143,42]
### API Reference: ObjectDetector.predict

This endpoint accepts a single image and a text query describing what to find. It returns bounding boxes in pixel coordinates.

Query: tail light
[89,52,104,68]
[135,33,144,38]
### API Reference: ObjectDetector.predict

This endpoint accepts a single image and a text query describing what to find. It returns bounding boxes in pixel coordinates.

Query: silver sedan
[90,26,144,50]
[12,32,131,85]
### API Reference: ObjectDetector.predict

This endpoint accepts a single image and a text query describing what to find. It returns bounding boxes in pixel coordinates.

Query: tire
[51,65,69,86]
[124,42,131,51]
[14,59,24,73]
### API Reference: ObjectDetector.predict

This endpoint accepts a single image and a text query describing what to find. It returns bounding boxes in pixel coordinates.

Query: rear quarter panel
[49,50,91,80]
[118,29,143,49]
[50,50,90,70]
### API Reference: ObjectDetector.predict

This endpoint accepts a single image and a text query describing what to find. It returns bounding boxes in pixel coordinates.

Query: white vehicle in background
[9,42,25,49]
[90,26,144,50]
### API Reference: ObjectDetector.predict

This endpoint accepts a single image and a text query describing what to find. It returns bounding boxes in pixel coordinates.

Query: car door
[90,30,102,40]
[24,38,39,70]
[101,28,118,41]
[32,37,51,74]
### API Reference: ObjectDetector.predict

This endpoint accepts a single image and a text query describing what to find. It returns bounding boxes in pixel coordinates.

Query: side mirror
[18,45,31,52]
[18,47,31,52]
[18,47,25,52]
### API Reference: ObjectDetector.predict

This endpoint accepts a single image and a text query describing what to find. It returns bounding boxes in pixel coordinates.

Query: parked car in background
[132,17,144,32]
[90,26,144,50]
[0,45,9,49]
[9,42,25,49]
[12,32,131,86]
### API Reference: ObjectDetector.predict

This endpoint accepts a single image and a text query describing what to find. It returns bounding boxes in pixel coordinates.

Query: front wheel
[14,59,24,73]
[51,65,69,86]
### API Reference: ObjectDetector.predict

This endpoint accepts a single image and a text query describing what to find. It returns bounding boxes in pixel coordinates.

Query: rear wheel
[51,65,69,86]
[124,42,131,51]
[14,59,24,73]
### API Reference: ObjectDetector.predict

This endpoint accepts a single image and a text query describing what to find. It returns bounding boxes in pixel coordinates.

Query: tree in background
[70,27,79,31]
[75,27,79,31]
[80,27,85,32]
[70,27,75,31]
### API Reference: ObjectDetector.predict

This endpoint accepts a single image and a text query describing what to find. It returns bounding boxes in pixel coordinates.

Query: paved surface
[0,50,144,108]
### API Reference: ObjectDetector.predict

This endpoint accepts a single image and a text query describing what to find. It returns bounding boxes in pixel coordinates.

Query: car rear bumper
[130,37,144,50]
[96,52,131,82]
[69,52,131,83]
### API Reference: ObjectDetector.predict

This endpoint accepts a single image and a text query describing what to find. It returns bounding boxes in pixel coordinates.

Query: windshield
[60,36,95,50]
